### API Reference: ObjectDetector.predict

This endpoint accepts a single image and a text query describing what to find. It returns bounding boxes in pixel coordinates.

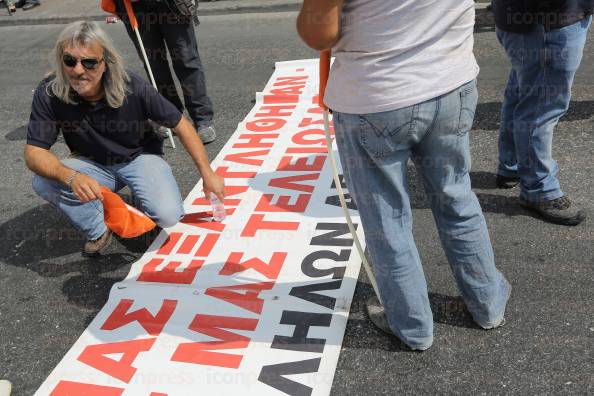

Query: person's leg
[114,154,184,228]
[527,16,591,200]
[333,107,433,350]
[496,64,521,186]
[160,13,214,128]
[117,1,184,111]
[497,18,590,202]
[412,80,510,328]
[32,157,122,240]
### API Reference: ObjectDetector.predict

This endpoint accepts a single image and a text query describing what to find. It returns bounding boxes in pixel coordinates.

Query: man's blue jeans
[333,80,510,350]
[497,17,591,202]
[32,154,185,240]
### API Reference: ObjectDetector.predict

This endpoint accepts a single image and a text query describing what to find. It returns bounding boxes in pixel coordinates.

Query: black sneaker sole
[495,175,520,189]
[519,199,586,226]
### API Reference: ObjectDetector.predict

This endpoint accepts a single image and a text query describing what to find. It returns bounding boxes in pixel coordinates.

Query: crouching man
[25,21,224,256]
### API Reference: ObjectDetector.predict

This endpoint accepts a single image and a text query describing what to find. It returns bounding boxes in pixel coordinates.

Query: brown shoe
[365,296,432,351]
[520,195,586,226]
[83,230,113,257]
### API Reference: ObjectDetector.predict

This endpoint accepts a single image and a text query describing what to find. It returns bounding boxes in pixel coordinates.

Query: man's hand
[202,171,225,202]
[24,144,104,203]
[297,0,343,50]
[173,116,226,201]
[70,172,104,202]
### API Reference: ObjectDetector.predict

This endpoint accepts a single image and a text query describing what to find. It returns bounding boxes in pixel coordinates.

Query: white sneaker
[0,380,13,396]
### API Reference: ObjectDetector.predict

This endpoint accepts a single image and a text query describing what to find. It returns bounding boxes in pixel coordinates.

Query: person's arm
[172,116,225,201]
[137,73,224,200]
[25,81,103,202]
[297,0,343,50]
[24,145,104,202]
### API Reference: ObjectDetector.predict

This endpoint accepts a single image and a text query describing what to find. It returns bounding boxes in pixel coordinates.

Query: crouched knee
[152,205,184,228]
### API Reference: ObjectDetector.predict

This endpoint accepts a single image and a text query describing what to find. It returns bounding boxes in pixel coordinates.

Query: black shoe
[83,230,113,257]
[21,0,39,10]
[495,174,520,189]
[149,121,170,139]
[520,195,586,226]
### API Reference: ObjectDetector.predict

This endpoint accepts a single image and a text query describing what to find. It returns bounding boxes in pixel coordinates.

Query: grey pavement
[0,0,301,26]
[1,6,594,396]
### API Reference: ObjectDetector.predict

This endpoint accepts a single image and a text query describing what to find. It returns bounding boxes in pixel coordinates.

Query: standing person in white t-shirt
[298,0,511,350]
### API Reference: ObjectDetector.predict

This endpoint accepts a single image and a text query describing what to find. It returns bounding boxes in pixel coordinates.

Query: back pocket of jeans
[358,107,416,158]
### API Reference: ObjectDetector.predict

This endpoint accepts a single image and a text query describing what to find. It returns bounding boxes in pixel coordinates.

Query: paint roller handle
[123,0,139,30]
[319,49,331,110]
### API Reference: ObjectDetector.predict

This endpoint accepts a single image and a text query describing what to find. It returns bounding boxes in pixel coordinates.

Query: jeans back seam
[419,98,441,144]
[406,105,420,139]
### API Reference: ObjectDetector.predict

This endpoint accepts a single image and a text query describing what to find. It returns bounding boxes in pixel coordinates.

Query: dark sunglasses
[62,54,104,70]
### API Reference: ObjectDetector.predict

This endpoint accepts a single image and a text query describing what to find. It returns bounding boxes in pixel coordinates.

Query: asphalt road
[1,10,593,396]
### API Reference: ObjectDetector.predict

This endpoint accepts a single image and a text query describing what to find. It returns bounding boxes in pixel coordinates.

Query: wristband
[66,170,79,188]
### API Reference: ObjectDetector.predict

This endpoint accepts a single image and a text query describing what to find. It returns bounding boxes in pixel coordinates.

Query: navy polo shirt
[27,71,182,166]
[493,0,594,33]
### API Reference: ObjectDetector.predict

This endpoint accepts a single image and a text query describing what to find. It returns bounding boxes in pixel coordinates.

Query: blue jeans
[333,80,510,350]
[32,154,185,240]
[497,17,591,202]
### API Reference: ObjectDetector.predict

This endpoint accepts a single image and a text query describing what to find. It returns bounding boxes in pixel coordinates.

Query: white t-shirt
[324,0,480,114]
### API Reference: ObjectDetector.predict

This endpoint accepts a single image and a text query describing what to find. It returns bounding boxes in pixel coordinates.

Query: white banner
[36,59,364,396]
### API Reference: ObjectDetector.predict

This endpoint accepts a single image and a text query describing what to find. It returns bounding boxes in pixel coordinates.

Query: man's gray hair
[49,21,129,108]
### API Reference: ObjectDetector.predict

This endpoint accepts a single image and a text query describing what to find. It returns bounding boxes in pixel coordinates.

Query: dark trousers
[117,0,214,127]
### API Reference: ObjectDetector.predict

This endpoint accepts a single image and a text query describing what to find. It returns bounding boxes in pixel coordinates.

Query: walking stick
[319,50,383,306]
[123,0,177,149]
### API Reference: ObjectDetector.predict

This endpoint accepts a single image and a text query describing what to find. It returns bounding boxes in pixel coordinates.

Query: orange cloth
[100,187,156,238]
[101,0,117,14]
